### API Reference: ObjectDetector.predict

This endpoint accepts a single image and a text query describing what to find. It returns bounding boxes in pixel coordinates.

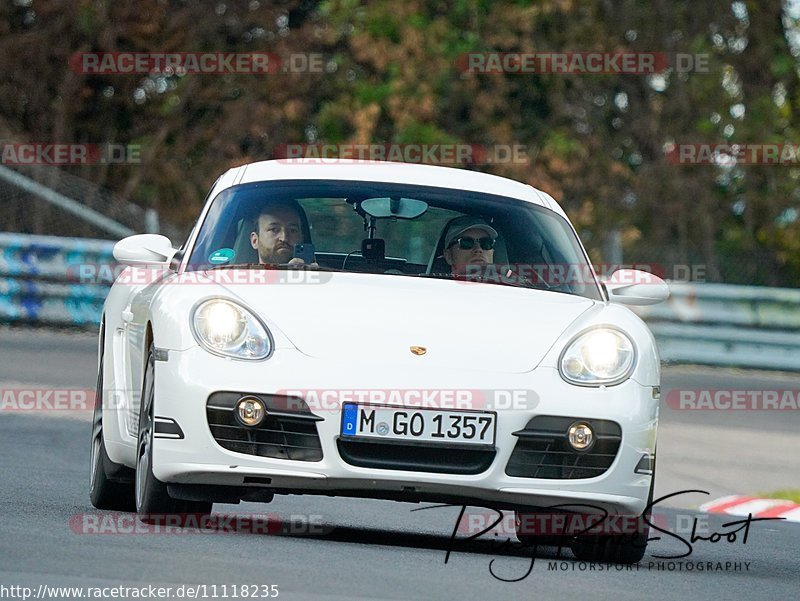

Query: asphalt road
[1,328,798,600]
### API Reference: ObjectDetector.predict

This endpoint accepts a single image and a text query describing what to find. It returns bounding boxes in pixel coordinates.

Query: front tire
[135,344,212,522]
[90,355,135,511]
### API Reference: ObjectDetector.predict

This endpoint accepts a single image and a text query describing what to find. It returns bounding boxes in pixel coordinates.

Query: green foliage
[76,4,95,35]
[364,9,401,42]
[354,79,392,106]
[541,130,583,157]
[394,122,458,145]
[2,0,800,286]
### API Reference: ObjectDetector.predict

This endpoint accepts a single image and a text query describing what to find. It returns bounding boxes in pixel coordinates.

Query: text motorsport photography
[420,489,780,582]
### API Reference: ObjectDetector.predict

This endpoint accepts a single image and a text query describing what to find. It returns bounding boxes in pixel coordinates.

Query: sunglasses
[450,236,495,251]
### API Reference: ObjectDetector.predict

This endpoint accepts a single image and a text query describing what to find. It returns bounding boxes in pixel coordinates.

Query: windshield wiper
[415,270,553,291]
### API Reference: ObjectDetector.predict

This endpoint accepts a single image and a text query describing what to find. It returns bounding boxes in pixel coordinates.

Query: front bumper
[151,346,658,515]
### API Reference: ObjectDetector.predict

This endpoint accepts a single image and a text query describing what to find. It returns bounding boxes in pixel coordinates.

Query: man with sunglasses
[442,215,498,275]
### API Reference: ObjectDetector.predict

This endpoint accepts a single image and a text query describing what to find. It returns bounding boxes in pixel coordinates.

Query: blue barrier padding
[0,233,116,327]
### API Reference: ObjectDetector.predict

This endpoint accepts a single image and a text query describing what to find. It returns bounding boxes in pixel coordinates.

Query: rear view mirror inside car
[360,197,428,219]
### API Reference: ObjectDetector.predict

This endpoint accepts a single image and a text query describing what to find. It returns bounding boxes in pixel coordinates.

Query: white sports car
[89,159,668,562]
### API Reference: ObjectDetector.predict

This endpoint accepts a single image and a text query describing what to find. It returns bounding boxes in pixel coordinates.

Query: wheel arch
[144,320,154,354]
[141,320,155,398]
[97,314,105,372]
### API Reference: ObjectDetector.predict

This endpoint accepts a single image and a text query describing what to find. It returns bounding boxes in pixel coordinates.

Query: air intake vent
[206,392,323,461]
[506,416,621,479]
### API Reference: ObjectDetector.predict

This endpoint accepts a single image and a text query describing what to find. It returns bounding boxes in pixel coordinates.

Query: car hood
[217,271,596,374]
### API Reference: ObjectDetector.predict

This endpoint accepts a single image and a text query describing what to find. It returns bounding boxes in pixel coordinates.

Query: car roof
[219,159,568,219]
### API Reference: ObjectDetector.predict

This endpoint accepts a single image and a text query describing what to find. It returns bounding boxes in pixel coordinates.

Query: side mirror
[603,269,669,306]
[113,234,176,266]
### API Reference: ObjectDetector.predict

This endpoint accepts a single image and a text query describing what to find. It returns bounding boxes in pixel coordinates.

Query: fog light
[236,396,266,427]
[568,422,594,451]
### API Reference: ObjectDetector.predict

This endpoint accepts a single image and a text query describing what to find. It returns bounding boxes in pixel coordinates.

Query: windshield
[186,179,602,300]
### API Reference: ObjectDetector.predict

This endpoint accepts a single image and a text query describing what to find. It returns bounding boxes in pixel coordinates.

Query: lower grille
[206,392,323,461]
[506,416,621,479]
[337,439,496,475]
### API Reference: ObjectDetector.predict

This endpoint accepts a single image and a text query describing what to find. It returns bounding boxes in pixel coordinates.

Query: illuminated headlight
[191,299,271,360]
[559,328,635,386]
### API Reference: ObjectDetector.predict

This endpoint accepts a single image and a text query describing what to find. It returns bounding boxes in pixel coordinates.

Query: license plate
[340,403,496,446]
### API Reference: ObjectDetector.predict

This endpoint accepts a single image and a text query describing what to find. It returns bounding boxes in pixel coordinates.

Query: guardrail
[2,233,799,370]
[631,282,800,371]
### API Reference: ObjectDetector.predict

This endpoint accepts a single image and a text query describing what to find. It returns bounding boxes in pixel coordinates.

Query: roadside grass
[759,489,800,503]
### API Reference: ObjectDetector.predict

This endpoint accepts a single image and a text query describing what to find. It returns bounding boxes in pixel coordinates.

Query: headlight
[191,299,272,360]
[559,327,635,386]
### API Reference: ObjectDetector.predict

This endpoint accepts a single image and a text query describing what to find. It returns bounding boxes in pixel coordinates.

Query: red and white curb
[700,495,800,522]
